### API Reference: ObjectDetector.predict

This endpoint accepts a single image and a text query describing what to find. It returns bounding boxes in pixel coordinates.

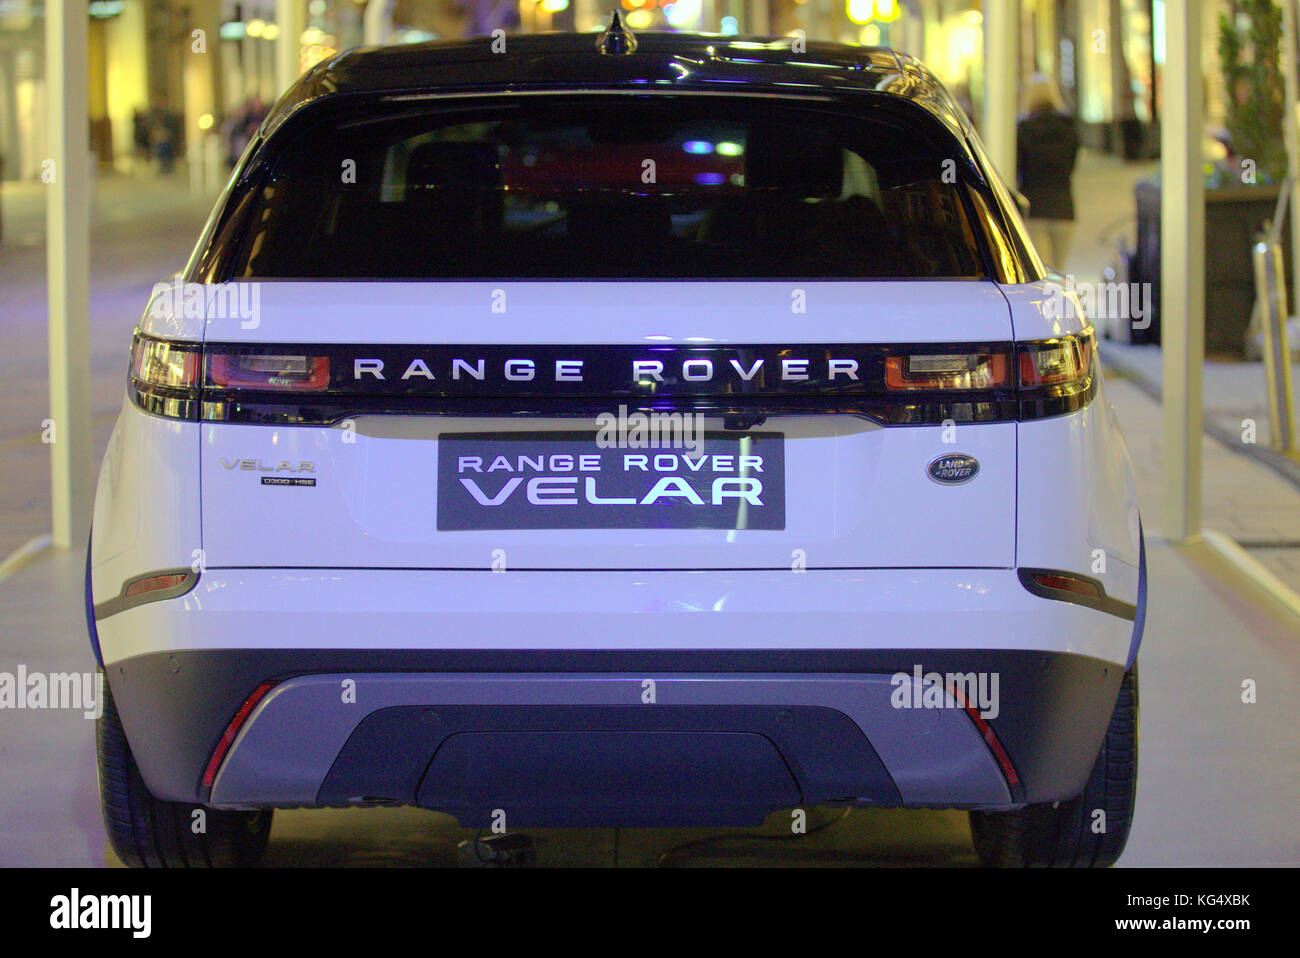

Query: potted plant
[1126,0,1289,356]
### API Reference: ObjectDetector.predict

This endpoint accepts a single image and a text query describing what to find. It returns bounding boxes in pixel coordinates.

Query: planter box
[1130,181,1291,356]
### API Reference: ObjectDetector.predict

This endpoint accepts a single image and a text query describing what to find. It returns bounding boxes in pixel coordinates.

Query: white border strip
[1202,528,1300,626]
[0,534,54,586]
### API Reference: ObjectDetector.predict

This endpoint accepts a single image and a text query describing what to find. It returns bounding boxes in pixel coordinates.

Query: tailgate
[199,280,1016,570]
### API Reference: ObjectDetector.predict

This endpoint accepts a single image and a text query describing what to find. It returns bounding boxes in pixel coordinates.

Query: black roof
[266,30,973,142]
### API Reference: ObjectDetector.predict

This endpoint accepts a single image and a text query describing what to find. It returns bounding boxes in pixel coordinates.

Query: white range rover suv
[88,24,1146,868]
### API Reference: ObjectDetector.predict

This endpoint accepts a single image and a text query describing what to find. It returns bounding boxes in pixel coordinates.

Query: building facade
[0,0,1258,181]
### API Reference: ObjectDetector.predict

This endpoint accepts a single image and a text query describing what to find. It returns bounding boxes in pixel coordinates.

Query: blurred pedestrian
[151,107,178,174]
[950,82,976,128]
[222,96,268,170]
[1017,73,1079,270]
[132,109,151,167]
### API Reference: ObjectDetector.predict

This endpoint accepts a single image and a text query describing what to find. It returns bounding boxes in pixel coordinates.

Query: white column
[242,34,256,98]
[1161,0,1205,543]
[277,0,305,94]
[982,0,1018,183]
[45,0,94,551]
[899,1,924,59]
[363,0,397,45]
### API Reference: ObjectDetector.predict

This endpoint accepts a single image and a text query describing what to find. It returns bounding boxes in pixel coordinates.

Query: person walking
[1017,74,1080,270]
[132,109,151,168]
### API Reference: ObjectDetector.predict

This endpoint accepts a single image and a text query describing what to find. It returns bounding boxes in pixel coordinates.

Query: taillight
[127,332,334,420]
[884,352,1010,390]
[131,335,199,390]
[207,352,330,391]
[124,328,1098,426]
[878,331,1095,423]
[129,333,201,419]
[1018,332,1094,388]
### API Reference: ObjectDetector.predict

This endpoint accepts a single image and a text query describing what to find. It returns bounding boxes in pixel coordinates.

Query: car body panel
[90,399,200,607]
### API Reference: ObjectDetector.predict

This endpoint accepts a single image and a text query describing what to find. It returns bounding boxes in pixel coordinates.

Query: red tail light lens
[1018,333,1094,387]
[207,352,331,391]
[884,352,1010,390]
[131,335,199,389]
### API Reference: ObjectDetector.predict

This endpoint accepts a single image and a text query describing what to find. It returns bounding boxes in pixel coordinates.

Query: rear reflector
[1030,571,1102,599]
[123,573,188,599]
[965,705,1021,787]
[942,679,1020,788]
[201,681,279,789]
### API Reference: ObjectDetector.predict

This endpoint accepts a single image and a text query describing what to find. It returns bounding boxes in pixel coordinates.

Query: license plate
[437,431,785,531]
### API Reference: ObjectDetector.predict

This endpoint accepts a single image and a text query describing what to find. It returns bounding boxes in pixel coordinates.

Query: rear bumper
[107,647,1125,823]
[95,566,1137,664]
[95,566,1136,823]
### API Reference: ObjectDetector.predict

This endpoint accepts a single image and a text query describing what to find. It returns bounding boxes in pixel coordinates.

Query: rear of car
[88,33,1144,866]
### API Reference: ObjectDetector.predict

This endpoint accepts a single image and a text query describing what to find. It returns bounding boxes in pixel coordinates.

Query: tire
[97,677,273,867]
[968,662,1138,868]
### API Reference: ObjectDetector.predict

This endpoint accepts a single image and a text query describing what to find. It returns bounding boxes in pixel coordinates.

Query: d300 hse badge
[927,453,979,484]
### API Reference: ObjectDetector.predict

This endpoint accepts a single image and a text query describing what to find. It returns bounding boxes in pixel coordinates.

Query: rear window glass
[232,97,986,280]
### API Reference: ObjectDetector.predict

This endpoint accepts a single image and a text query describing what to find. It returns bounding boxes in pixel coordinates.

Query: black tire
[97,677,273,867]
[969,662,1138,868]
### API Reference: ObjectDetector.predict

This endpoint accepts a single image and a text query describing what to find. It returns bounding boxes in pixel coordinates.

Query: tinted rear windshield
[232,97,987,280]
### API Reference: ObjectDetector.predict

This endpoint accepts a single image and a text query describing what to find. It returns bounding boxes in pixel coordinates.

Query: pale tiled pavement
[1100,340,1300,491]
[1252,548,1300,578]
[1102,371,1300,594]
